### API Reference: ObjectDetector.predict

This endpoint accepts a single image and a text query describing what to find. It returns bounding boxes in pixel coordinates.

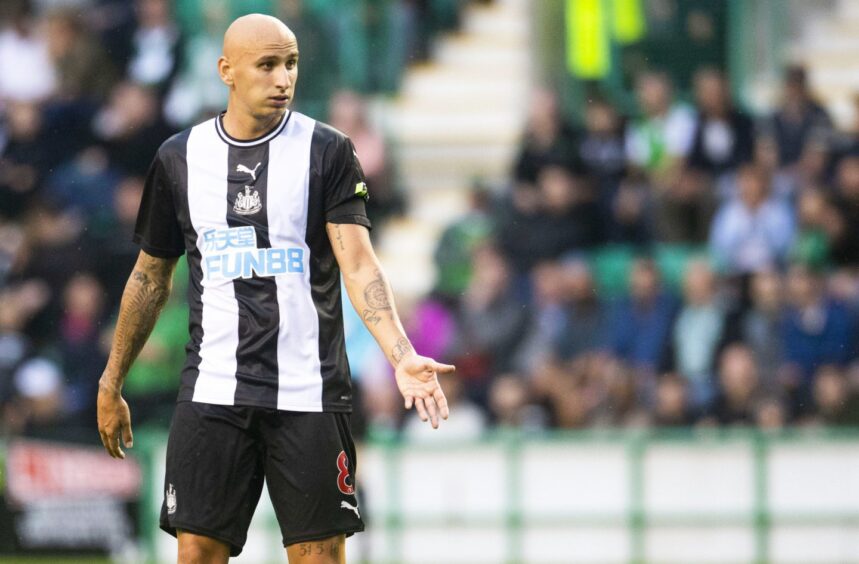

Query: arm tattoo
[103,254,176,386]
[334,224,345,251]
[362,308,382,326]
[364,269,391,309]
[361,269,392,326]
[391,337,414,365]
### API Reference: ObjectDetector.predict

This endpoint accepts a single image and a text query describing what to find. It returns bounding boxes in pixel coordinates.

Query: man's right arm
[97,250,178,458]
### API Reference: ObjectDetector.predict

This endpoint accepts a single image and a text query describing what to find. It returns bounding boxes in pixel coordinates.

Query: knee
[177,531,230,564]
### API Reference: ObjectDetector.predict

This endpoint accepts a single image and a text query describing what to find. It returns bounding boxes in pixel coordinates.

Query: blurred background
[1,0,859,562]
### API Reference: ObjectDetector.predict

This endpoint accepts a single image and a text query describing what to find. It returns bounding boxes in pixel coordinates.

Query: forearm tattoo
[362,269,392,326]
[391,337,414,365]
[104,256,175,384]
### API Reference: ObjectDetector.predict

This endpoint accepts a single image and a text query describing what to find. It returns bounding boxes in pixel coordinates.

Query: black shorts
[159,401,364,556]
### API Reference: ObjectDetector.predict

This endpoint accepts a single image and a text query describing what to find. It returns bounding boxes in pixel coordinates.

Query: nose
[274,65,292,90]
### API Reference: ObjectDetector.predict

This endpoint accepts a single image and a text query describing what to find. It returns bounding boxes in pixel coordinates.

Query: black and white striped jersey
[133,110,371,412]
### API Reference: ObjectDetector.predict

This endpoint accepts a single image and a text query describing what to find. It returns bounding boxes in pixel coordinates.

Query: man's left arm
[326,222,455,428]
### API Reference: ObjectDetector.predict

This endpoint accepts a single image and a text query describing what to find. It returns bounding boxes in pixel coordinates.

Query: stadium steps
[375,0,530,298]
[787,0,859,126]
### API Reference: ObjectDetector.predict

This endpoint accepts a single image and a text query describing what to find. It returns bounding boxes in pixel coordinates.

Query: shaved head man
[219,14,298,134]
[97,13,454,564]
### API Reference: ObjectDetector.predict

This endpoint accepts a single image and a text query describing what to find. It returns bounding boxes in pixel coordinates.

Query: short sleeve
[133,153,185,258]
[322,136,370,212]
[326,196,372,229]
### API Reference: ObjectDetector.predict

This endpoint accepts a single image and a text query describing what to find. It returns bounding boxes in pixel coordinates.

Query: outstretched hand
[394,354,455,429]
[97,380,133,459]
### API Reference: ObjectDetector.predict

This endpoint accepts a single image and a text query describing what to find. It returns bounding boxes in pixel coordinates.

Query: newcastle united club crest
[234,186,262,215]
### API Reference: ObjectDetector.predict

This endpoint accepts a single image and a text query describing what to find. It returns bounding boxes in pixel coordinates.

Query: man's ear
[218,56,234,87]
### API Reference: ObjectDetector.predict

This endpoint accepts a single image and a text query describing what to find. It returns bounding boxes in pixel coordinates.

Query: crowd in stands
[0,0,857,443]
[394,64,859,437]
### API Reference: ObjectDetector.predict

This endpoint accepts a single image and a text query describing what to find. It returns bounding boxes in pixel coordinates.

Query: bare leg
[177,530,231,564]
[286,534,346,564]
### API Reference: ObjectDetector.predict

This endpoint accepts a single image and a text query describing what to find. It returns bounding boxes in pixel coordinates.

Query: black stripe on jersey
[154,129,201,403]
[226,144,280,408]
[308,124,352,409]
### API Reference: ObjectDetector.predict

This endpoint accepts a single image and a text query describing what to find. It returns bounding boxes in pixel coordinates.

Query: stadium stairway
[374,0,531,299]
[788,0,859,127]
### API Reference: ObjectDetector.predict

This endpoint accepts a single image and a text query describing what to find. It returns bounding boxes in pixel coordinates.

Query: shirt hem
[177,395,352,413]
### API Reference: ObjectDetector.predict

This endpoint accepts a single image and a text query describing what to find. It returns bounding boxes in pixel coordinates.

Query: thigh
[160,401,266,557]
[261,411,364,547]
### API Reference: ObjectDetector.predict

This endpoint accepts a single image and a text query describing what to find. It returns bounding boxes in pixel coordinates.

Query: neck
[222,105,285,140]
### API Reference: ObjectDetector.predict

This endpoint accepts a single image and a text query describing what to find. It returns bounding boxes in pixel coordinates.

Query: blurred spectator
[498,167,603,271]
[710,164,795,275]
[0,222,26,286]
[93,81,175,176]
[829,155,859,267]
[0,281,47,406]
[127,0,182,92]
[653,164,714,243]
[812,365,859,426]
[57,272,105,418]
[749,134,796,203]
[791,188,838,269]
[793,136,831,192]
[652,373,694,427]
[513,88,578,184]
[673,260,725,407]
[755,395,787,430]
[534,359,590,429]
[488,373,534,428]
[607,258,677,380]
[552,259,607,361]
[578,98,626,188]
[739,270,786,390]
[162,0,228,126]
[90,176,146,307]
[406,295,456,367]
[608,170,651,244]
[589,358,643,427]
[625,71,695,176]
[328,90,403,227]
[450,244,528,403]
[0,101,50,218]
[0,1,55,102]
[516,261,570,374]
[43,146,122,217]
[19,203,88,305]
[496,182,544,273]
[432,183,493,299]
[44,8,116,104]
[534,167,602,255]
[705,344,761,425]
[688,67,755,176]
[769,65,833,167]
[6,357,64,435]
[782,264,856,412]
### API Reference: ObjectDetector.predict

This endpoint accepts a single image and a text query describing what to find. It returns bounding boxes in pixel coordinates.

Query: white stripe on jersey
[268,113,324,411]
[186,123,240,405]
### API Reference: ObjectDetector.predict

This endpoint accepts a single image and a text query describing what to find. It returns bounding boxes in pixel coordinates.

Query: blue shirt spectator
[781,264,857,416]
[710,164,795,274]
[607,259,678,372]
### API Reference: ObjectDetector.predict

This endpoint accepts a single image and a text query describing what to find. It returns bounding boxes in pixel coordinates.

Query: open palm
[395,354,456,428]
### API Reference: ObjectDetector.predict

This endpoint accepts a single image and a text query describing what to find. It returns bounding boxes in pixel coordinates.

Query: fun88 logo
[201,226,304,282]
